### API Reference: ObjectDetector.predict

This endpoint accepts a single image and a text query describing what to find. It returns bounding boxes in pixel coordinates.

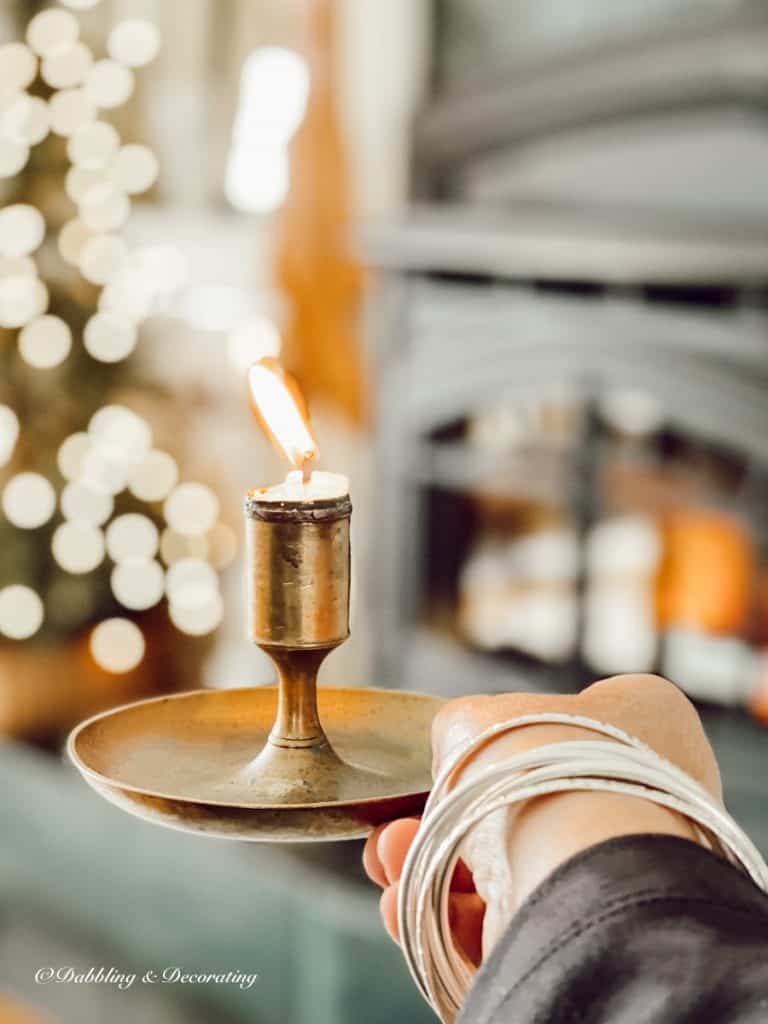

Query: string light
[1,7,230,650]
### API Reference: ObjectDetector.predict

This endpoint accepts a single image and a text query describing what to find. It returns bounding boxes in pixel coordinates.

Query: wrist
[508,789,700,908]
[455,722,701,950]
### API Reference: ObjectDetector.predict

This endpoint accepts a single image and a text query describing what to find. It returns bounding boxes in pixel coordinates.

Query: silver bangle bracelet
[397,712,768,1023]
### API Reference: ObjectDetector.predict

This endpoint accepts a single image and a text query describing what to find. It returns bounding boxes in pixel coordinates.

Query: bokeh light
[79,184,131,232]
[2,94,50,147]
[83,311,137,361]
[79,234,127,285]
[90,617,144,673]
[105,512,159,561]
[58,219,94,266]
[52,521,105,573]
[0,42,37,92]
[67,121,120,169]
[111,557,164,610]
[2,472,55,529]
[107,19,161,68]
[165,557,218,603]
[88,404,152,461]
[49,88,96,137]
[57,431,91,480]
[79,445,130,495]
[0,584,44,639]
[164,482,219,537]
[84,59,134,109]
[0,138,29,178]
[41,42,93,90]
[128,449,178,502]
[111,144,159,194]
[18,314,72,368]
[225,47,309,214]
[169,589,223,636]
[0,204,46,257]
[0,275,48,328]
[0,405,20,467]
[61,480,113,525]
[159,527,208,565]
[206,522,239,570]
[26,9,79,59]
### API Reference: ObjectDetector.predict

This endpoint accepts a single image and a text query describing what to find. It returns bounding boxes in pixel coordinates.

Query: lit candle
[248,358,349,500]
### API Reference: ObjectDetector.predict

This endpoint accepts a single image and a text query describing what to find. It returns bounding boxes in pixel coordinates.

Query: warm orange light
[248,358,318,477]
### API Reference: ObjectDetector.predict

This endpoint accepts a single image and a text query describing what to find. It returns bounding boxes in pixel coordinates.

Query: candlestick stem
[266,647,330,748]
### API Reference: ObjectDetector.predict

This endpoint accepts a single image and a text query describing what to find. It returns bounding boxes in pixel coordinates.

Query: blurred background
[2,0,768,1021]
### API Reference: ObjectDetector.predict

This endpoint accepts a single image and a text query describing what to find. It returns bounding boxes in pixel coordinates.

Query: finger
[378,817,420,885]
[449,891,486,967]
[380,883,400,943]
[363,823,389,887]
[379,884,486,962]
[451,857,476,893]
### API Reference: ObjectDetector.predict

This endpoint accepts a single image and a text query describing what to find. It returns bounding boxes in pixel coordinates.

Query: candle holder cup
[67,493,439,841]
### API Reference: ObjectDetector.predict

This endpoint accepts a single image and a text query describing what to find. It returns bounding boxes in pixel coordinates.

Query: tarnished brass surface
[68,686,442,842]
[245,494,351,651]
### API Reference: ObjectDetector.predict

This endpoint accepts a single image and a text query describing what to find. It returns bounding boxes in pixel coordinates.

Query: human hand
[363,674,721,964]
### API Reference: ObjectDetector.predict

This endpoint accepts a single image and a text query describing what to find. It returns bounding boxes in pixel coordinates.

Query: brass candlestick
[68,491,440,842]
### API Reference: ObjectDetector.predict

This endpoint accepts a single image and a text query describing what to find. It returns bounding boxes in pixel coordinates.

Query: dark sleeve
[460,834,768,1024]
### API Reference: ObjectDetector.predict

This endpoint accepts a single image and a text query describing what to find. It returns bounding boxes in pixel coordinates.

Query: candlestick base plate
[68,686,442,842]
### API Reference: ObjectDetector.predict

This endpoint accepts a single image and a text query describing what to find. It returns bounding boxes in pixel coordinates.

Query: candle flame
[248,358,319,472]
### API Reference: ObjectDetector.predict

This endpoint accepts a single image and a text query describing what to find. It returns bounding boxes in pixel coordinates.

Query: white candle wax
[257,470,349,502]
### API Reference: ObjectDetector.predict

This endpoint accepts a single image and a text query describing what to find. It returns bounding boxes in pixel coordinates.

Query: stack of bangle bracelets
[398,712,768,1023]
